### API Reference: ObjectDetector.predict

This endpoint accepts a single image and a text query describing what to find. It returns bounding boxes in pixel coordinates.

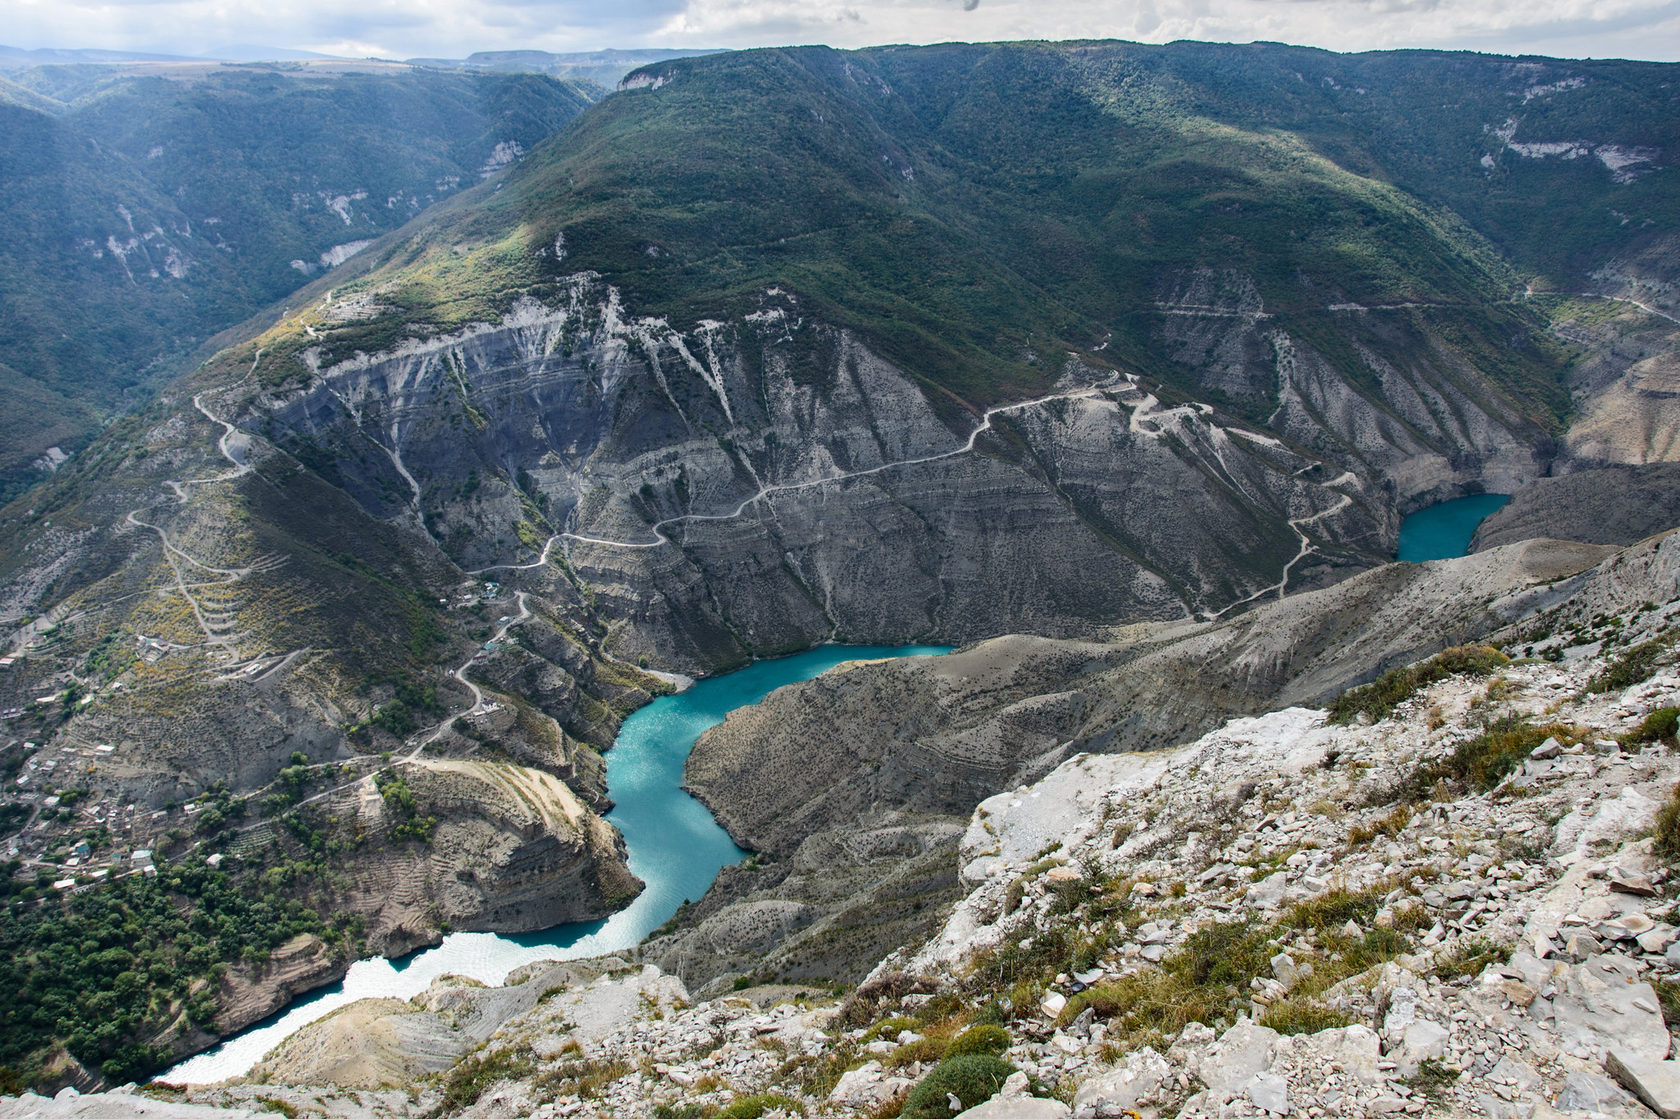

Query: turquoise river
[168,643,951,1083]
[1396,493,1512,563]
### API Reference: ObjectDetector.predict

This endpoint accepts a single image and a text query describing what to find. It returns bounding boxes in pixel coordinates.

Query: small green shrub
[438,1049,534,1112]
[255,1100,299,1119]
[1328,645,1509,725]
[839,974,939,1028]
[1055,918,1273,1045]
[533,1057,630,1099]
[1347,804,1411,846]
[1626,707,1680,747]
[1054,885,1414,1055]
[1401,717,1570,799]
[1655,978,1680,1029]
[1002,878,1025,915]
[1409,1057,1458,1098]
[1445,720,1557,790]
[716,1093,805,1119]
[1284,888,1383,933]
[943,1024,1011,1058]
[1177,920,1277,989]
[885,1037,947,1067]
[652,1105,712,1119]
[1656,782,1680,864]
[1431,938,1511,981]
[1586,634,1675,694]
[863,1016,920,1043]
[900,1055,1017,1119]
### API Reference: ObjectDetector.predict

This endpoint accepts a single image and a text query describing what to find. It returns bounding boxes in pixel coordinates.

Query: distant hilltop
[0,44,725,87]
[406,48,727,87]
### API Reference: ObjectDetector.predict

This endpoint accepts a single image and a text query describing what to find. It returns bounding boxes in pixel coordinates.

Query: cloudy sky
[4,0,1679,62]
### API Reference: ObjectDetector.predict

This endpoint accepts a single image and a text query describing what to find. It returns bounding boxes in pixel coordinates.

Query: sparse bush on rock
[1626,706,1679,747]
[715,1092,805,1118]
[1328,645,1509,725]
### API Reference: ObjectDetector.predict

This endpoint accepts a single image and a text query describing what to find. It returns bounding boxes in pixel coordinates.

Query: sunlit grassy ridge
[255,41,1680,426]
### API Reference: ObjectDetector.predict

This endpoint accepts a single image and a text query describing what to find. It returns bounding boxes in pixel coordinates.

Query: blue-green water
[1397,494,1512,562]
[168,643,950,1082]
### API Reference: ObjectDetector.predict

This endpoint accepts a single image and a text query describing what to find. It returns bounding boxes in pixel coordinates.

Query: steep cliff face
[1543,281,1680,470]
[1153,271,1546,509]
[286,763,631,966]
[243,274,1553,673]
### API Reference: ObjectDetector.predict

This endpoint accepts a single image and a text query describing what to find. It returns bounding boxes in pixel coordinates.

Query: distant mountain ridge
[407,48,726,88]
[0,45,205,67]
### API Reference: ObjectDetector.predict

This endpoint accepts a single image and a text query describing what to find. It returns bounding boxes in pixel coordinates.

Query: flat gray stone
[1289,1024,1382,1085]
[828,1061,892,1108]
[1271,951,1311,991]
[1396,1019,1450,1076]
[1610,866,1660,897]
[1639,925,1678,954]
[1245,1071,1291,1115]
[1194,1020,1280,1097]
[1443,880,1479,902]
[1072,1046,1170,1115]
[1555,1070,1634,1113]
[1476,1093,1526,1119]
[1609,914,1657,937]
[1247,873,1290,910]
[1552,957,1670,1061]
[957,1098,1072,1118]
[1490,1055,1541,1091]
[1607,1049,1680,1119]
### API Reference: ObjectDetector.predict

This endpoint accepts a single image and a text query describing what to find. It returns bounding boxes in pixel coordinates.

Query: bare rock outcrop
[1473,463,1680,550]
[199,759,642,1041]
[357,759,642,951]
[213,935,346,1040]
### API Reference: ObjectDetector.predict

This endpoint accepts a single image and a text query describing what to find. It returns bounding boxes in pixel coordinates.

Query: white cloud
[654,0,1680,58]
[0,0,1676,60]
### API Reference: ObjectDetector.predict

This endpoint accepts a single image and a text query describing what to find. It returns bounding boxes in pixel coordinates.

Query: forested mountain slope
[0,65,596,500]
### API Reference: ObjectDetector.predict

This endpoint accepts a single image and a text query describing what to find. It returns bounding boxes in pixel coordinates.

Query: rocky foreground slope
[9,533,1680,1119]
[663,535,1614,989]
